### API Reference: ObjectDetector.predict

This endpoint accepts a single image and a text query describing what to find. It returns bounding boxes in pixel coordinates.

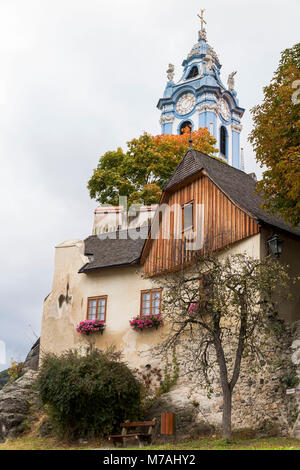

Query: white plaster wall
[40,233,262,367]
[40,239,162,369]
[221,233,261,259]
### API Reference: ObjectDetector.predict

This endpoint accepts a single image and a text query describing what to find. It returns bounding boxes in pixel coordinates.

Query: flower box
[129,314,164,331]
[76,319,106,335]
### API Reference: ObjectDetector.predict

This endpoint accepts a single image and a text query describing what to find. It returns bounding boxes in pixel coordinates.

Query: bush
[38,350,142,439]
[7,359,24,382]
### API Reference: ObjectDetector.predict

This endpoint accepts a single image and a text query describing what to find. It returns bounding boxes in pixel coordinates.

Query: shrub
[7,359,24,382]
[38,350,142,439]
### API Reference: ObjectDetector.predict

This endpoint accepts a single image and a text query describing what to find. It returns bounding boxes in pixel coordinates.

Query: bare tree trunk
[222,385,232,441]
[214,334,233,441]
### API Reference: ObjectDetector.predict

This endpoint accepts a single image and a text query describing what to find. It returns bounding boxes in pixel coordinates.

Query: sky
[0,0,299,370]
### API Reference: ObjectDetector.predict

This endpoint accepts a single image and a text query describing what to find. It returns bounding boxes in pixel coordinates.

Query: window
[220,126,227,157]
[182,202,194,232]
[87,296,107,321]
[140,290,162,316]
[186,66,199,80]
[180,121,192,134]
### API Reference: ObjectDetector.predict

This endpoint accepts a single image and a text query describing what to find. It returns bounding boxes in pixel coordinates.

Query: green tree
[249,43,300,227]
[155,253,292,441]
[88,129,217,206]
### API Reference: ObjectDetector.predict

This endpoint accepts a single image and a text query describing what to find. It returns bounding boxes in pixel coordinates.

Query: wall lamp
[267,234,284,259]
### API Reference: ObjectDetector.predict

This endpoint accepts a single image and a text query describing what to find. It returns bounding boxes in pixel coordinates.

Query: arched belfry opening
[186,65,199,80]
[179,121,192,135]
[220,126,228,158]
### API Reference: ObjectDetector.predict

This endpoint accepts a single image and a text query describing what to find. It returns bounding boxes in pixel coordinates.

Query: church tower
[157,12,245,169]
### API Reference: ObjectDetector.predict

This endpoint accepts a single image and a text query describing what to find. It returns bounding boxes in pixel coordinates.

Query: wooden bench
[108,420,156,447]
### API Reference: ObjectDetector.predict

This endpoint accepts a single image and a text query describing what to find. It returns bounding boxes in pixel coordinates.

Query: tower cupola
[157,11,245,169]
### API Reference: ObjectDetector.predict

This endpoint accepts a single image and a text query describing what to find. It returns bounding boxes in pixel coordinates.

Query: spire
[197,9,207,31]
[197,9,207,41]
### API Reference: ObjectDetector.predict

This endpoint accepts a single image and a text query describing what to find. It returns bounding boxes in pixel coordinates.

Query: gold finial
[197,9,207,31]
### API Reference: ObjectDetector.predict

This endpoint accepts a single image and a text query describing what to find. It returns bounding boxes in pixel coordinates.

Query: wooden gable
[142,171,260,277]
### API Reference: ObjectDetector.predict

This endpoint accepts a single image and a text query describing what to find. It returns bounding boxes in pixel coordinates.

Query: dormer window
[186,66,199,79]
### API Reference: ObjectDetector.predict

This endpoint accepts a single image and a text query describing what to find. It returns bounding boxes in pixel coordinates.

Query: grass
[1,436,300,450]
[128,436,300,450]
[0,436,104,451]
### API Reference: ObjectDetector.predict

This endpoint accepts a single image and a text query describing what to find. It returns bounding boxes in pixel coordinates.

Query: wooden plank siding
[142,173,260,277]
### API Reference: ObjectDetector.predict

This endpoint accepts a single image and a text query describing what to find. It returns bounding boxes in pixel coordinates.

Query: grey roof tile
[79,226,149,273]
[165,150,300,237]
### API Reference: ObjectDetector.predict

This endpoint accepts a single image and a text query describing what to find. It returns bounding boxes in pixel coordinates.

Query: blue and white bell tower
[157,12,245,169]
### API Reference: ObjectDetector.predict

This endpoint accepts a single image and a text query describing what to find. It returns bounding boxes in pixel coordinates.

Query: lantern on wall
[267,234,284,259]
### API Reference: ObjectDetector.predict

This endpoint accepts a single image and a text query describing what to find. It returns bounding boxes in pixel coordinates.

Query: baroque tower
[157,12,245,169]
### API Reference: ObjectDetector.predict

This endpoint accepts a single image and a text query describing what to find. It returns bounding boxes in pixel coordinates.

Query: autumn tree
[155,253,291,441]
[249,43,300,227]
[88,129,217,206]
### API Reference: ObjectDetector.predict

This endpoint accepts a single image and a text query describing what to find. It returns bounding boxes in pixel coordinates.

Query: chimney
[248,172,257,182]
[92,205,158,235]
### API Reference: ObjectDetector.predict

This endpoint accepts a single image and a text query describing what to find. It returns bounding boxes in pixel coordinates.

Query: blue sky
[0,0,299,370]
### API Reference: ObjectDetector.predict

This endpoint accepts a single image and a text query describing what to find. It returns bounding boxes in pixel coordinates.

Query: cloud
[0,0,299,370]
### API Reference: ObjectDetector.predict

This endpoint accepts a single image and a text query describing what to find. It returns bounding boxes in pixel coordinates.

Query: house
[40,149,300,359]
[40,17,300,436]
[40,148,300,435]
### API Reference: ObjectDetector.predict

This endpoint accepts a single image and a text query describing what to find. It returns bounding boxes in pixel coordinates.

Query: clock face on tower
[176,93,196,115]
[218,98,231,121]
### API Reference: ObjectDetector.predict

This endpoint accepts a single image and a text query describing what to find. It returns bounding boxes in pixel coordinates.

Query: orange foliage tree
[88,128,217,206]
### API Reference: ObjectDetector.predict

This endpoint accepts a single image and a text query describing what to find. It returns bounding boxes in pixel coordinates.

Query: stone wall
[140,325,298,441]
[291,321,300,438]
[1,331,299,442]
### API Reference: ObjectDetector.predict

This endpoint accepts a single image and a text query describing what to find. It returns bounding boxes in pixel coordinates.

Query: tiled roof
[164,150,300,237]
[78,226,148,273]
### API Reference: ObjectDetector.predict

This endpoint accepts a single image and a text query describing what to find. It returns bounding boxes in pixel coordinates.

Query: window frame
[87,296,107,322]
[182,200,194,233]
[140,289,162,317]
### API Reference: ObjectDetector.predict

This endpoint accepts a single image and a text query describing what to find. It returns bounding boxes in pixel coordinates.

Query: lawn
[0,436,300,450]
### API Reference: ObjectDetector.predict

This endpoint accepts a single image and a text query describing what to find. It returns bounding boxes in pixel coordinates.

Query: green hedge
[38,350,142,438]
